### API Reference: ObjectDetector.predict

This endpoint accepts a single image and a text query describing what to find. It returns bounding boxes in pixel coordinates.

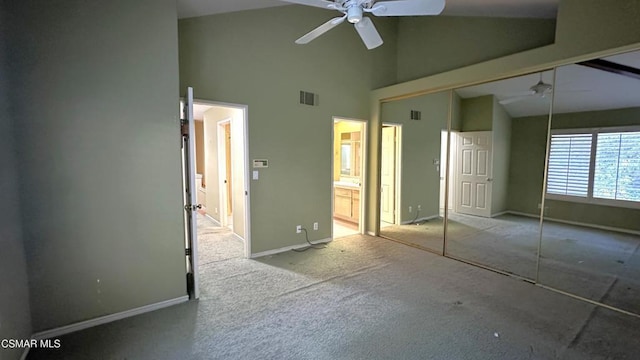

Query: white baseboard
[506,210,539,219]
[401,214,439,225]
[250,238,332,258]
[491,210,509,218]
[232,232,245,243]
[204,213,221,227]
[367,231,376,236]
[506,211,640,236]
[31,296,189,341]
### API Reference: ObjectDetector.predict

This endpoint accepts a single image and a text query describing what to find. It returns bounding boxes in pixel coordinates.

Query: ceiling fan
[499,73,553,105]
[281,0,446,49]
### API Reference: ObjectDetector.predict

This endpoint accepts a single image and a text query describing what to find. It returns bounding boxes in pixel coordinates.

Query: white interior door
[381,126,396,224]
[182,87,200,299]
[456,131,492,217]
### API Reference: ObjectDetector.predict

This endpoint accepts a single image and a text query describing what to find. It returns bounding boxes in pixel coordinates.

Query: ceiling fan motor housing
[346,2,364,23]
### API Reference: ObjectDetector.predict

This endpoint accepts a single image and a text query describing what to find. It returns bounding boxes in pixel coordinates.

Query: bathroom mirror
[379,91,450,254]
[539,49,640,315]
[340,132,361,177]
[444,70,554,280]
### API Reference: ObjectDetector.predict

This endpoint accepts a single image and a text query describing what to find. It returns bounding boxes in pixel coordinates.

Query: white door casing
[456,131,492,217]
[439,130,457,212]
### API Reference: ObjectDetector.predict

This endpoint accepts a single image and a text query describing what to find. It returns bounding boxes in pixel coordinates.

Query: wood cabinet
[334,186,360,223]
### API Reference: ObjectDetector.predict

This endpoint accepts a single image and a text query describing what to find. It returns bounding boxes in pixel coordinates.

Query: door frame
[381,123,402,226]
[195,98,252,258]
[331,117,368,236]
[182,87,199,299]
[217,118,232,228]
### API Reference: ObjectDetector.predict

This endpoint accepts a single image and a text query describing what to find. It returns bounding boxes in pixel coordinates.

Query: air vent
[410,110,422,120]
[299,91,318,106]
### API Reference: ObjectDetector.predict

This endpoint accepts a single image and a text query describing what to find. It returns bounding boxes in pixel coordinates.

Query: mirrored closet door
[444,70,554,280]
[539,49,640,315]
[378,91,450,254]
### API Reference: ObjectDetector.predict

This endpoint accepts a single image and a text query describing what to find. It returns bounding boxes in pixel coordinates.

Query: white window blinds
[594,131,640,202]
[547,133,593,197]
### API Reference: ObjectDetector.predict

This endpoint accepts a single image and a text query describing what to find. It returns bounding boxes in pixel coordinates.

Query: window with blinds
[547,133,593,197]
[546,128,640,207]
[594,131,640,202]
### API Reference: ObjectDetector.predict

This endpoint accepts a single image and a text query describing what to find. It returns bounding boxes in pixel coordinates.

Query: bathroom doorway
[332,118,366,238]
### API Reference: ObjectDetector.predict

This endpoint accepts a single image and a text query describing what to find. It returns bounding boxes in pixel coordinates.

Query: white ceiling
[455,50,640,118]
[177,0,559,19]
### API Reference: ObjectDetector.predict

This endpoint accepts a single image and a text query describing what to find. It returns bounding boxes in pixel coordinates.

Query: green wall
[508,107,640,231]
[461,95,494,131]
[380,92,449,222]
[451,92,462,131]
[507,115,548,216]
[396,16,557,82]
[7,0,185,332]
[0,3,32,357]
[179,6,398,253]
[491,99,512,215]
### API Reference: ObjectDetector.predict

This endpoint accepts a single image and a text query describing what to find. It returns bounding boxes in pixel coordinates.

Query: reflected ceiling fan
[499,73,553,105]
[281,0,446,49]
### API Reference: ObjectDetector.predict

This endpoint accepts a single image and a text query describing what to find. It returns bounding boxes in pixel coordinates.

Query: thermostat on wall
[253,159,269,168]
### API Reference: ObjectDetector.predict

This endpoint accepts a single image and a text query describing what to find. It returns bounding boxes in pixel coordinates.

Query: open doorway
[332,118,366,238]
[439,130,457,215]
[380,124,401,230]
[192,100,250,257]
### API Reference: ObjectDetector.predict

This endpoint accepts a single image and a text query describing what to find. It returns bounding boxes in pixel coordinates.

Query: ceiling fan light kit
[282,0,446,49]
[499,73,554,105]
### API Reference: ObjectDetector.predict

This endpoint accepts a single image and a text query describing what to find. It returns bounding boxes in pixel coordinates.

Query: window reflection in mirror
[539,49,640,316]
[341,144,351,175]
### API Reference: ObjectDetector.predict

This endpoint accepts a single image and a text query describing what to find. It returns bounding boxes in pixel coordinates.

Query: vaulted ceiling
[177,0,560,19]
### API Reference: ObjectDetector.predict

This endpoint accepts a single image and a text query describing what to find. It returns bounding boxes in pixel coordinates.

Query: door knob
[487,178,493,182]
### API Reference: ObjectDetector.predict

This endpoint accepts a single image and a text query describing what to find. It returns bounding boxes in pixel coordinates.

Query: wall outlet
[215,207,218,214]
[409,206,412,213]
[296,225,302,234]
[313,222,318,231]
[418,205,422,211]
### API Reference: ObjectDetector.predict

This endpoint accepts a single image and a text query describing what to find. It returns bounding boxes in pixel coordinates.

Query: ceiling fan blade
[279,0,337,10]
[371,0,446,17]
[504,90,536,97]
[499,95,534,105]
[295,16,346,44]
[355,17,383,50]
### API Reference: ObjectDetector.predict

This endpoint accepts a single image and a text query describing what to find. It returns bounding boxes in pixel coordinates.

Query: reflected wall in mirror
[379,91,450,254]
[445,70,554,279]
[540,49,640,315]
